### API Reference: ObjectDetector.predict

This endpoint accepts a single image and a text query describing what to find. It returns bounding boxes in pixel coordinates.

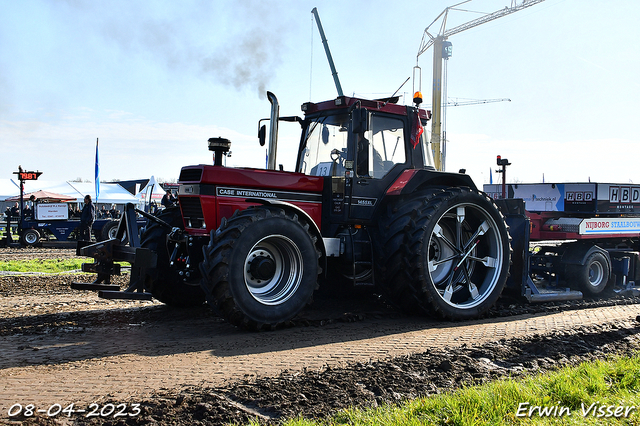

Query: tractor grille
[179,168,203,182]
[180,196,205,229]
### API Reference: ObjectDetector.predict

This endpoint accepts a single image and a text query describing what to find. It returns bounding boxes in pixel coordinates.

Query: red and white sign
[579,218,640,235]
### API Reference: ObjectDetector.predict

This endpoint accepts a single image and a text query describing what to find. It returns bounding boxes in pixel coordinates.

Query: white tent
[1,179,137,205]
[0,179,19,200]
[136,176,166,203]
[21,180,84,200]
[69,182,139,205]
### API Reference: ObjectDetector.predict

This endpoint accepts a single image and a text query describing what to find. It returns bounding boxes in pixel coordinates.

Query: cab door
[349,113,409,220]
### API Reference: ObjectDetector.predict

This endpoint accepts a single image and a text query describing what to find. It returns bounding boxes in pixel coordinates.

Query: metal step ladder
[349,226,375,287]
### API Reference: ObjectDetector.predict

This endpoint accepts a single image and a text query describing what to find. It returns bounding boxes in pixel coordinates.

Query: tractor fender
[561,243,611,268]
[244,197,326,258]
[387,169,477,197]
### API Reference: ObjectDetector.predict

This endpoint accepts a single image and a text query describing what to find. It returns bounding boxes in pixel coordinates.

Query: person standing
[79,195,95,241]
[10,202,19,218]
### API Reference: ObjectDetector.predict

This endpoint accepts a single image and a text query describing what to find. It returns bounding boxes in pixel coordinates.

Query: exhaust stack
[267,91,279,170]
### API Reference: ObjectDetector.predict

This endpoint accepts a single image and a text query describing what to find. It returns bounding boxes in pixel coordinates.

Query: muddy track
[2,247,640,425]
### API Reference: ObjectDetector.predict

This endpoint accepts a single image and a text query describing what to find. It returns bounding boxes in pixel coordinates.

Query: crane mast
[416,0,546,171]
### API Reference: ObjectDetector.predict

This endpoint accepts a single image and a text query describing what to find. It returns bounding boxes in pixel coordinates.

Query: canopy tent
[21,180,84,200]
[68,182,139,205]
[136,176,166,203]
[0,179,19,200]
[0,179,138,205]
[5,190,76,202]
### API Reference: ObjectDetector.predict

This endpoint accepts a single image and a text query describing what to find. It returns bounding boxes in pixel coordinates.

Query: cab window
[357,115,406,178]
[298,114,349,177]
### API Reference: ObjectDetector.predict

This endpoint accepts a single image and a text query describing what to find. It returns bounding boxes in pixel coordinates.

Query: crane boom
[418,0,545,59]
[444,0,545,38]
[447,98,511,107]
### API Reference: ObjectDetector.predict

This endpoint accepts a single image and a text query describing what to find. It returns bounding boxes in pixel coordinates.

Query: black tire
[566,252,610,295]
[20,229,40,247]
[378,187,511,320]
[140,206,205,307]
[200,206,321,330]
[100,220,119,241]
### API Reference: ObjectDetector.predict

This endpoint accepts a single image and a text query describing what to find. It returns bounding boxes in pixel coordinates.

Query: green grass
[0,258,85,273]
[271,354,640,426]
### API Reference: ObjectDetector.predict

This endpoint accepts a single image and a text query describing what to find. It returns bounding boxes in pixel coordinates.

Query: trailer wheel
[567,252,610,295]
[379,187,510,320]
[100,220,119,240]
[20,229,40,247]
[140,206,205,307]
[200,206,320,330]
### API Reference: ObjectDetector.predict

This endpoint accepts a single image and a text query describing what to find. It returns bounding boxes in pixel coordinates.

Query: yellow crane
[414,0,546,171]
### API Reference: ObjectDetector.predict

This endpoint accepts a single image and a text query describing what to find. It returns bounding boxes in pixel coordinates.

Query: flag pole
[95,138,100,203]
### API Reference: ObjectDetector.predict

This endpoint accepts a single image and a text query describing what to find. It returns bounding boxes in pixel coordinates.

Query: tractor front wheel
[200,206,320,330]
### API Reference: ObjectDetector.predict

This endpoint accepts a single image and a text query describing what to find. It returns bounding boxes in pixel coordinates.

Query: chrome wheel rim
[243,235,303,306]
[427,203,504,309]
[24,231,38,244]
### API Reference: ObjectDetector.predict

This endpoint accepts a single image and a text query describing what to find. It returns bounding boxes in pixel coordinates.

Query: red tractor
[75,92,511,330]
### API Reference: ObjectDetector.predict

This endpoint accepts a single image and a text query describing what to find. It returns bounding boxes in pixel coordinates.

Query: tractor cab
[295,96,433,222]
[296,96,433,178]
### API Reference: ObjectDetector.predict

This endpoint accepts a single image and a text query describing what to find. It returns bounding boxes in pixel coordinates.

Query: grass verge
[278,353,640,426]
[0,259,85,273]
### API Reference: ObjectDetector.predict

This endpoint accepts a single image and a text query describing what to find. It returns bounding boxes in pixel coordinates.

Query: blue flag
[489,167,493,184]
[95,138,100,202]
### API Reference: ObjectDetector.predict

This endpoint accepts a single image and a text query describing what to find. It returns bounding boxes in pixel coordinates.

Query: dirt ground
[2,247,640,425]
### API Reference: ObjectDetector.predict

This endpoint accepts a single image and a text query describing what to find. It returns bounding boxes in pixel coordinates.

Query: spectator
[29,195,37,220]
[23,204,32,220]
[99,205,109,219]
[10,202,19,218]
[109,204,120,219]
[79,195,95,241]
[161,190,176,208]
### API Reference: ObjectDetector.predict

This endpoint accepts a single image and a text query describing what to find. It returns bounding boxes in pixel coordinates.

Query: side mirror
[258,125,266,146]
[351,108,368,134]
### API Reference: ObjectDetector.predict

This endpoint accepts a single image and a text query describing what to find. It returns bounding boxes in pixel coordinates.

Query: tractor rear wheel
[140,206,205,307]
[200,206,320,330]
[378,187,510,320]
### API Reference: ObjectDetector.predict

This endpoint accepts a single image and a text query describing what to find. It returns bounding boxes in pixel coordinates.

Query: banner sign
[36,203,69,221]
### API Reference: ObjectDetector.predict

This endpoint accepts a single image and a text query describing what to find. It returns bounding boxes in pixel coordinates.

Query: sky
[1,0,639,189]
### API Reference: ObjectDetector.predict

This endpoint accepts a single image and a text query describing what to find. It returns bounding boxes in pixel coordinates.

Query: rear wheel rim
[243,235,303,306]
[24,231,38,244]
[427,203,503,310]
[588,261,604,286]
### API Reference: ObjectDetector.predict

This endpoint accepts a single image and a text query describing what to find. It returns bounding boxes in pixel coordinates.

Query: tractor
[75,91,511,330]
